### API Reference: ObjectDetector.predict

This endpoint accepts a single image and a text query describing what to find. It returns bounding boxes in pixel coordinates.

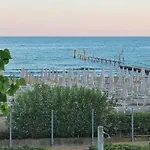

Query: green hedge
[89,144,150,150]
[8,84,150,139]
[11,84,112,139]
[0,146,47,150]
[106,112,150,136]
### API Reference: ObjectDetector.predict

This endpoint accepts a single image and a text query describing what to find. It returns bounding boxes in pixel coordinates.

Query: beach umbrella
[135,70,139,82]
[62,68,66,78]
[139,77,146,94]
[147,73,150,87]
[48,69,51,80]
[99,68,105,90]
[54,70,59,83]
[70,68,74,80]
[51,69,55,80]
[109,66,114,85]
[20,68,26,78]
[76,70,81,86]
[141,68,145,77]
[122,82,128,100]
[87,68,90,78]
[134,82,139,94]
[24,70,29,84]
[125,69,129,79]
[128,74,134,89]
[61,76,66,87]
[121,67,125,77]
[130,67,134,77]
[108,81,115,96]
[68,77,72,88]
[44,69,48,80]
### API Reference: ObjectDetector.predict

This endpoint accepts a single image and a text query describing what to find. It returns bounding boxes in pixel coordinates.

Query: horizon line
[0,35,150,38]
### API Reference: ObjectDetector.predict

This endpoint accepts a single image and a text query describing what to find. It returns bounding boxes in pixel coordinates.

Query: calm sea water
[0,37,150,76]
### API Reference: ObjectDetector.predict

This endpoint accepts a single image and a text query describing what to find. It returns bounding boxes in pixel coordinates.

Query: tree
[0,48,26,115]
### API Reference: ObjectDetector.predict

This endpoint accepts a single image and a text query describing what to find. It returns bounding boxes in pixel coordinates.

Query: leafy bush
[106,112,150,136]
[0,146,47,150]
[11,84,113,139]
[89,144,150,150]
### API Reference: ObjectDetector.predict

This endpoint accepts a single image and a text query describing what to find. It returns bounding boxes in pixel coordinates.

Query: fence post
[51,110,54,146]
[131,108,134,143]
[98,126,104,150]
[9,106,12,148]
[92,109,94,145]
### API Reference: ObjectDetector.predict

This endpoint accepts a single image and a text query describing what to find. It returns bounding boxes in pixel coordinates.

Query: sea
[0,36,150,76]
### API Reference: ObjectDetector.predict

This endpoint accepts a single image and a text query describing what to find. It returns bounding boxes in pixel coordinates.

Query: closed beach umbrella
[125,69,129,79]
[44,69,48,80]
[87,68,90,78]
[54,70,59,83]
[99,68,105,90]
[68,77,72,88]
[128,74,134,89]
[141,68,145,77]
[51,69,55,80]
[48,69,51,80]
[20,68,26,78]
[135,70,139,82]
[109,66,114,85]
[131,67,134,77]
[122,82,128,99]
[140,77,146,94]
[147,73,150,87]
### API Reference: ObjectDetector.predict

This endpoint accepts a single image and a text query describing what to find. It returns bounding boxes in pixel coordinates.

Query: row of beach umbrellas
[20,67,150,106]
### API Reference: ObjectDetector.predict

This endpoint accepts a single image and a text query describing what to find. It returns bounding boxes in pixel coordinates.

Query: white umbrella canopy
[125,69,130,79]
[62,68,66,77]
[68,77,72,88]
[141,68,145,77]
[139,77,146,94]
[61,76,66,87]
[75,70,81,86]
[108,81,115,96]
[51,69,55,81]
[99,68,105,90]
[40,68,45,81]
[108,65,114,85]
[44,69,48,79]
[147,73,150,87]
[48,69,51,80]
[121,82,129,99]
[87,68,90,78]
[121,67,125,77]
[54,70,59,83]
[70,68,74,80]
[135,70,139,82]
[130,67,134,77]
[128,74,134,89]
[20,68,26,78]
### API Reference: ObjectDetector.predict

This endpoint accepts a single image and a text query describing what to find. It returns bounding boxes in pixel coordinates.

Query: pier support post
[74,49,77,58]
[83,48,86,60]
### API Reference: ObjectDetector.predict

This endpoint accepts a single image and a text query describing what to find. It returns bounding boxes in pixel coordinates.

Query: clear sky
[0,0,150,36]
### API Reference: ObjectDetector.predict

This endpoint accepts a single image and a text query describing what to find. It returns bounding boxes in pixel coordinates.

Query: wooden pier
[75,48,150,75]
[120,65,150,75]
[87,56,121,66]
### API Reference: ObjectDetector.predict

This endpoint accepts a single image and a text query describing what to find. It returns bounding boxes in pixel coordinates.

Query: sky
[0,0,150,36]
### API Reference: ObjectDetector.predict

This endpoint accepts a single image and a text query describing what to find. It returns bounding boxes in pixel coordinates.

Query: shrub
[0,146,47,150]
[11,84,113,139]
[106,112,150,137]
[89,144,150,150]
